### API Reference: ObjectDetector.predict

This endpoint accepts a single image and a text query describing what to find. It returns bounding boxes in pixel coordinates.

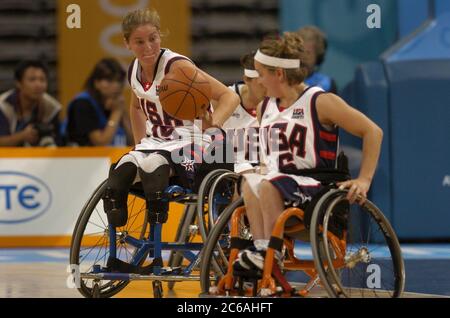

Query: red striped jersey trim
[319,151,336,160]
[319,131,337,142]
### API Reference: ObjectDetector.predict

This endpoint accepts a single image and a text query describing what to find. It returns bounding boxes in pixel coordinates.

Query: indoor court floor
[1,244,450,298]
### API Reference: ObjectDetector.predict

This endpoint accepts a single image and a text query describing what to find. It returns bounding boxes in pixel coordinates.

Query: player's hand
[21,124,39,144]
[336,178,371,205]
[198,111,215,131]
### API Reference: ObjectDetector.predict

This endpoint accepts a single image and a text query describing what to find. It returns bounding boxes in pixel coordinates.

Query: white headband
[244,69,259,78]
[254,49,300,69]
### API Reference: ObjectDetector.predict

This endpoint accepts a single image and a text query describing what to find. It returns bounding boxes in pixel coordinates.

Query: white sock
[254,239,284,262]
[254,239,269,251]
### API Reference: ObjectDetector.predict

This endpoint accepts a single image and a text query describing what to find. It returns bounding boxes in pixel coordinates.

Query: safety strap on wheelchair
[106,257,163,275]
[268,236,284,252]
[146,191,169,224]
[230,237,254,250]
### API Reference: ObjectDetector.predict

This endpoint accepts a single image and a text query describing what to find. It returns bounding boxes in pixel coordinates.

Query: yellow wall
[57,0,191,115]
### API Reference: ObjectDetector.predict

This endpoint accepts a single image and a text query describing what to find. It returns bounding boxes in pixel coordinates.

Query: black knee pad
[103,162,137,227]
[108,162,137,192]
[138,165,170,223]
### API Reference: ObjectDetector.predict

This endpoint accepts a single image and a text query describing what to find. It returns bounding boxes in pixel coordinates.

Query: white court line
[37,251,70,259]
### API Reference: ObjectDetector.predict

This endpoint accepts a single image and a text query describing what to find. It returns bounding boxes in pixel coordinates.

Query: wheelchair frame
[69,169,236,298]
[199,185,405,298]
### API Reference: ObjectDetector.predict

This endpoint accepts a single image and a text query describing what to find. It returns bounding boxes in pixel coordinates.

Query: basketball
[159,67,212,120]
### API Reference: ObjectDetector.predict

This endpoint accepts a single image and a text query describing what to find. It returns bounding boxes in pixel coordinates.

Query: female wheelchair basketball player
[235,32,384,273]
[199,32,404,298]
[102,8,240,269]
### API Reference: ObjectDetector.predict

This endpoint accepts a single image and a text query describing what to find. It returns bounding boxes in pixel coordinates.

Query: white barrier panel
[0,158,109,235]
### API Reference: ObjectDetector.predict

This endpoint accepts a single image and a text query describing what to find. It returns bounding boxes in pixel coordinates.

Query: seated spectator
[66,58,132,146]
[297,26,337,93]
[0,60,62,147]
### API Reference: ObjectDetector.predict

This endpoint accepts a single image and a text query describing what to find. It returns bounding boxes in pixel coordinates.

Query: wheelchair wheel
[199,198,245,294]
[207,172,240,235]
[197,169,238,241]
[310,189,405,298]
[70,180,149,298]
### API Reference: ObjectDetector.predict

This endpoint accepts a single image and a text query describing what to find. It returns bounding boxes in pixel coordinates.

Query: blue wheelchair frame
[87,184,229,282]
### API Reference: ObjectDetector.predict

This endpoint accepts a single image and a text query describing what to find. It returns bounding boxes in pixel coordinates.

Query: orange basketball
[159,67,211,120]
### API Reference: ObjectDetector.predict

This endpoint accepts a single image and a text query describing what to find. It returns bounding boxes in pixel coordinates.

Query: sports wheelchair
[199,164,406,298]
[69,167,237,298]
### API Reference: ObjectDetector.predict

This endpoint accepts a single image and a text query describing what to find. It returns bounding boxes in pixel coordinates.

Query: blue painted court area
[1,244,450,296]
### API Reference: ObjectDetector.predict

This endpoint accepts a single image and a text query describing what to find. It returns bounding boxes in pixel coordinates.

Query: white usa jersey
[222,82,259,130]
[222,82,260,173]
[129,48,210,151]
[259,86,338,172]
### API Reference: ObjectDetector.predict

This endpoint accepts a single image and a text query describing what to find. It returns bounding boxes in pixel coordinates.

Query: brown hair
[240,51,256,70]
[258,32,308,85]
[297,26,327,66]
[122,8,162,42]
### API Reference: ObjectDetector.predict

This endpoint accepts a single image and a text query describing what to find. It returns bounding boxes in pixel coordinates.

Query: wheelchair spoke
[98,243,110,268]
[81,230,107,237]
[81,238,108,275]
[96,235,110,265]
[126,203,145,222]
[126,208,145,234]
[87,220,107,231]
[124,244,133,263]
[79,234,107,263]
[126,209,145,226]
[118,242,124,261]
[95,207,107,228]
[376,260,394,272]
[92,235,108,265]
[129,196,136,215]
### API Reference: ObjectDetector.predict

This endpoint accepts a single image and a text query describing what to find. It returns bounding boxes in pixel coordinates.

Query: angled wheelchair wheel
[197,169,234,242]
[310,189,405,298]
[200,198,245,294]
[207,172,240,234]
[70,180,149,298]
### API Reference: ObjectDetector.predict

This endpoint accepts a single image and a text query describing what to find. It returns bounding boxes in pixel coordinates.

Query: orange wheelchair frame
[200,188,405,298]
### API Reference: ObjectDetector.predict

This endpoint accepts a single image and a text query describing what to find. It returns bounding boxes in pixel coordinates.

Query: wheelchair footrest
[106,257,163,275]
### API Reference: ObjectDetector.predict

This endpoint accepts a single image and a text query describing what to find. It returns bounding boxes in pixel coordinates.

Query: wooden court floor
[0,262,443,298]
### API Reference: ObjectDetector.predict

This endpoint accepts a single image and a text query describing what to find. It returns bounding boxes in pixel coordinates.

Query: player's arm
[129,93,147,144]
[170,59,240,128]
[316,93,383,204]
